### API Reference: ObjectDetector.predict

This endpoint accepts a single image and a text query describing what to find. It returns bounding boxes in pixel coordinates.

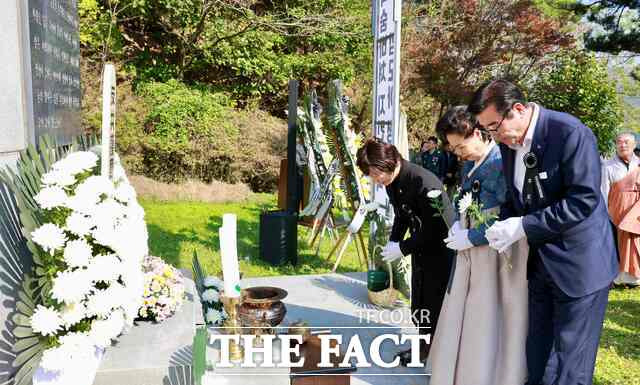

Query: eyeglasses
[478,108,510,133]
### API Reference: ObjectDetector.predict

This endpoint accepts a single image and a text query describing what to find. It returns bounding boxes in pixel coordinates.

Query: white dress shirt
[508,103,540,197]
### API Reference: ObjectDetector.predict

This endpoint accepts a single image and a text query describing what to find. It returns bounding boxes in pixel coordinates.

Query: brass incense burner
[238,286,288,332]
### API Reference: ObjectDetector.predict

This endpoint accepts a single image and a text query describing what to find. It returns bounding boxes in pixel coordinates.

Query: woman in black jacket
[356,138,454,364]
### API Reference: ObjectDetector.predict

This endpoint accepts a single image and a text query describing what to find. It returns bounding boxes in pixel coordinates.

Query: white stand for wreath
[33,346,105,385]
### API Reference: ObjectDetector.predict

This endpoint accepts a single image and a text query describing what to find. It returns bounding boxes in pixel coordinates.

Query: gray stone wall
[0,1,82,382]
[0,0,31,168]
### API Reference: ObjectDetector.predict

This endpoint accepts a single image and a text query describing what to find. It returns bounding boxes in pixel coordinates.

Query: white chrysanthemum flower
[458,192,473,214]
[91,223,119,249]
[63,239,92,268]
[120,261,144,289]
[60,302,87,327]
[54,151,98,175]
[122,298,142,326]
[58,332,95,365]
[86,289,117,318]
[41,169,76,187]
[93,199,126,223]
[114,183,136,203]
[111,221,148,262]
[87,254,122,282]
[40,345,69,371]
[65,212,94,236]
[51,269,93,304]
[201,289,220,303]
[59,331,93,353]
[126,200,146,221]
[205,308,224,325]
[75,175,115,202]
[30,305,63,336]
[66,194,99,215]
[105,283,128,304]
[89,310,125,348]
[427,189,442,199]
[31,223,66,255]
[203,276,223,289]
[34,185,68,210]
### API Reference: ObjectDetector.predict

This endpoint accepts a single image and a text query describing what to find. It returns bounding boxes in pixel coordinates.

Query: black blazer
[386,159,453,257]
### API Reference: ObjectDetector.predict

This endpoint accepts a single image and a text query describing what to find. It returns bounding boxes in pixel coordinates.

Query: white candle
[220,221,240,297]
[223,213,238,266]
[223,213,237,233]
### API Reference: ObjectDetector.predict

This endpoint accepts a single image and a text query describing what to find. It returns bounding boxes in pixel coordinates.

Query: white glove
[444,230,474,251]
[485,217,526,253]
[448,220,462,238]
[381,241,403,263]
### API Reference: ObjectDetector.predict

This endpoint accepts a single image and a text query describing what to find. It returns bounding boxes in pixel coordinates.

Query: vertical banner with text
[371,0,401,219]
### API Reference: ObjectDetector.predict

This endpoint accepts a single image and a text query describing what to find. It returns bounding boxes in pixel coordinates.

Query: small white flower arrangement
[27,150,147,373]
[201,276,226,326]
[458,191,497,228]
[138,255,185,323]
[427,188,452,229]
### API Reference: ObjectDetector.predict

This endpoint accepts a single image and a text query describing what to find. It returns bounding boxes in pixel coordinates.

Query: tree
[567,0,640,54]
[78,0,373,115]
[399,0,573,145]
[402,0,574,113]
[530,50,623,154]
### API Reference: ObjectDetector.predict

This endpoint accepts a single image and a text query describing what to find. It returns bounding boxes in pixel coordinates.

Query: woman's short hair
[436,106,490,143]
[356,137,402,176]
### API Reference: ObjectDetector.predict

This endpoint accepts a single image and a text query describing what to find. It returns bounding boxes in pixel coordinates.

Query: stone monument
[0,0,81,382]
[0,0,82,169]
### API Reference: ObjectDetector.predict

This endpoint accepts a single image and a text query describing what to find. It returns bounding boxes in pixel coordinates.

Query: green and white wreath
[2,139,147,384]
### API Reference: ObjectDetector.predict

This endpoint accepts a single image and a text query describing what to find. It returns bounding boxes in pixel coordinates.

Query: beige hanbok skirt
[427,230,529,385]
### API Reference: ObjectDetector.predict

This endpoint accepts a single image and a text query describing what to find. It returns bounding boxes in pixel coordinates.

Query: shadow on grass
[147,210,362,276]
[599,297,640,361]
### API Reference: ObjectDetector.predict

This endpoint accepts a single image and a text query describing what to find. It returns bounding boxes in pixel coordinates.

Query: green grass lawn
[141,193,639,384]
[594,286,640,385]
[141,193,366,279]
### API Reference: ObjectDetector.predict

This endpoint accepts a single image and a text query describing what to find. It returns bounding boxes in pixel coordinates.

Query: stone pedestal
[205,273,429,385]
[94,271,200,385]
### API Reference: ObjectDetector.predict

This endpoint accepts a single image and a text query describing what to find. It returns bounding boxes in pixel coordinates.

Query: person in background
[421,136,447,180]
[602,133,640,207]
[442,142,461,194]
[602,132,640,286]
[356,138,454,365]
[415,140,429,165]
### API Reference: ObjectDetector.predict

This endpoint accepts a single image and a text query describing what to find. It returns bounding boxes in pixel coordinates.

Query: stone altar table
[204,272,430,385]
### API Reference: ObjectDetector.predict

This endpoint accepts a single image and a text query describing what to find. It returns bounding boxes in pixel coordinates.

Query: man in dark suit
[468,79,618,385]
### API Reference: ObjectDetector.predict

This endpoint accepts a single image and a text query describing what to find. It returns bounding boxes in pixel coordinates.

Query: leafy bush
[81,64,287,191]
[530,51,622,155]
[134,81,287,190]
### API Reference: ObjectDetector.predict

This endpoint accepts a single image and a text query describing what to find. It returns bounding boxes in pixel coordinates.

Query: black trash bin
[259,210,297,266]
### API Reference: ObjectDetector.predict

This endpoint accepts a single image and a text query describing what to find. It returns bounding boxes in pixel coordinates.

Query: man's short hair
[616,132,636,143]
[468,79,527,115]
[427,136,438,144]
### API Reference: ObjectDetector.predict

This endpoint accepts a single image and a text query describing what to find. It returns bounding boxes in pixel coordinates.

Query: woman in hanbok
[428,106,528,385]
